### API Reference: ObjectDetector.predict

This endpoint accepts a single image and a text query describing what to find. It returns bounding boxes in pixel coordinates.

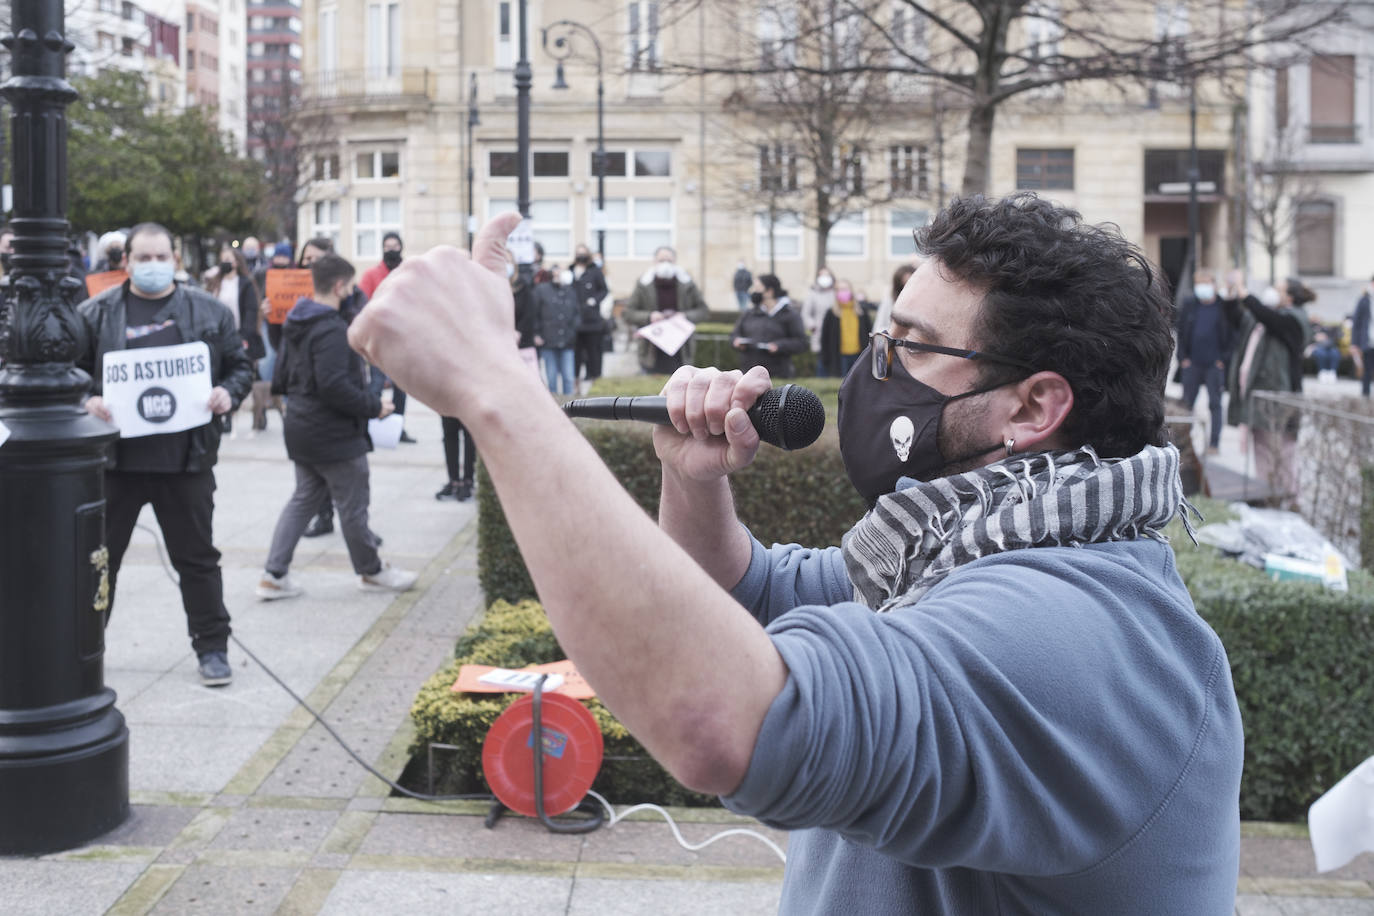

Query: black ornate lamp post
[1187,75,1200,284]
[466,72,479,249]
[543,19,605,259]
[0,0,130,853]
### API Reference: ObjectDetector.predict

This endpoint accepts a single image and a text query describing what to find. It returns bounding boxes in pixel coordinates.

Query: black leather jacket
[76,280,255,471]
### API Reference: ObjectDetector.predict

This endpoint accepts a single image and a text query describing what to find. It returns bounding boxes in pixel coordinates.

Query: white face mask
[655,261,676,279]
[1193,283,1215,302]
[817,274,833,289]
[559,269,574,286]
[1260,287,1281,307]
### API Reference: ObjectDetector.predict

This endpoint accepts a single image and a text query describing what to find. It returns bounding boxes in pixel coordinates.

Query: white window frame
[313,198,341,248]
[318,6,337,76]
[495,1,513,69]
[587,196,675,259]
[354,196,403,260]
[488,198,574,259]
[889,144,929,196]
[1023,0,1063,66]
[754,211,804,262]
[627,1,660,72]
[366,0,400,80]
[354,149,402,181]
[833,146,866,195]
[825,211,868,260]
[890,1,928,65]
[888,208,929,258]
[824,12,863,71]
[758,6,796,68]
[758,142,798,194]
[597,147,673,180]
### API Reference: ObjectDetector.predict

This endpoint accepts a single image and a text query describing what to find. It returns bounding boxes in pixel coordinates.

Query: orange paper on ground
[85,270,128,298]
[264,269,313,324]
[452,659,595,699]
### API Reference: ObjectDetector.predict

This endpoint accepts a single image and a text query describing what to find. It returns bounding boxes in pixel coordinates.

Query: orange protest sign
[84,270,128,298]
[264,269,313,324]
[452,659,595,700]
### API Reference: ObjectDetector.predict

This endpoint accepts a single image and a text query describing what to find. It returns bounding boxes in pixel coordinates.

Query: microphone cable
[132,523,788,861]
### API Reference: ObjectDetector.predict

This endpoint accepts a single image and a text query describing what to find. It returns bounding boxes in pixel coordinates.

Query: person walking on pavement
[571,243,610,395]
[76,222,254,687]
[358,231,415,443]
[800,267,838,375]
[1355,276,1372,398]
[1175,270,1233,454]
[257,254,418,600]
[731,273,808,378]
[623,246,709,374]
[732,260,753,311]
[534,266,581,395]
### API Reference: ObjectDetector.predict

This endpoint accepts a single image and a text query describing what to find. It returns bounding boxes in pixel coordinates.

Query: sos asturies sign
[101,341,213,438]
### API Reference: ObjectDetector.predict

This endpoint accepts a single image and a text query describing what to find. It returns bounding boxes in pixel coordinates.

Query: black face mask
[0,252,10,272]
[220,260,235,275]
[382,250,403,270]
[575,254,591,265]
[837,345,1008,504]
[749,291,765,306]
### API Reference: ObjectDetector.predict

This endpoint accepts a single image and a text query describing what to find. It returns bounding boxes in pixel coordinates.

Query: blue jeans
[1313,345,1340,373]
[1182,363,1225,448]
[541,347,576,394]
[735,290,749,310]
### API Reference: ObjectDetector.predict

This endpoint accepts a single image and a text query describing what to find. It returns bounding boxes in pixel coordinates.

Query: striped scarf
[840,444,1192,613]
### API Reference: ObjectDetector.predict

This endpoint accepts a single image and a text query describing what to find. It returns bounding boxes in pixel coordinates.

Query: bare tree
[711,0,949,272]
[1247,124,1325,285]
[248,75,305,240]
[661,0,1350,196]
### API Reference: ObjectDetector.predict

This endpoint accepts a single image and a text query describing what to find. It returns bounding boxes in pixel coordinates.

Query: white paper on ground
[368,413,405,449]
[1309,754,1374,872]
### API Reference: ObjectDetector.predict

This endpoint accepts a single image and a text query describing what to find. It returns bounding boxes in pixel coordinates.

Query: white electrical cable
[585,789,787,864]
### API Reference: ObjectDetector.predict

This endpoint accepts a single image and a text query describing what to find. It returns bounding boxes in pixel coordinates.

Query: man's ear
[1003,371,1074,453]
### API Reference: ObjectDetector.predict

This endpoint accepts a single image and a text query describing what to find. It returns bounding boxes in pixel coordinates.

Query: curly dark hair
[917,193,1174,459]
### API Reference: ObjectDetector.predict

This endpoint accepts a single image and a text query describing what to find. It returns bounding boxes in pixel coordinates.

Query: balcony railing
[302,68,434,105]
[1309,123,1360,144]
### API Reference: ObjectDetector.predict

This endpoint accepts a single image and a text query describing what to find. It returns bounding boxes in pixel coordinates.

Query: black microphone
[562,383,826,451]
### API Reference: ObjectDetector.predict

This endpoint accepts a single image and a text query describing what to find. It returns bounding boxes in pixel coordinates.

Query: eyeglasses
[870,330,1036,381]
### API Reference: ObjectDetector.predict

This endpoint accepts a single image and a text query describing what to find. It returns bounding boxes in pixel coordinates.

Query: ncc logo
[136,387,177,424]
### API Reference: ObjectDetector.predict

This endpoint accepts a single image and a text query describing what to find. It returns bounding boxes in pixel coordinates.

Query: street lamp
[542,19,606,259]
[466,72,479,249]
[0,0,130,853]
[1187,75,1200,286]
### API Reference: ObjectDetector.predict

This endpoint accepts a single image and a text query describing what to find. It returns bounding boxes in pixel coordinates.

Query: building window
[496,1,512,69]
[488,198,573,258]
[627,1,660,72]
[758,143,798,193]
[823,12,863,71]
[314,154,340,181]
[890,2,927,63]
[835,146,864,195]
[888,209,929,257]
[889,145,929,196]
[533,151,569,178]
[121,1,134,19]
[586,197,673,258]
[367,0,400,79]
[1296,200,1336,276]
[592,148,671,179]
[314,199,340,246]
[488,151,518,178]
[755,211,803,261]
[825,211,867,259]
[758,6,796,68]
[121,36,136,56]
[99,32,116,52]
[1024,0,1062,64]
[98,0,115,11]
[1309,55,1356,143]
[1275,66,1288,134]
[356,150,400,180]
[1016,148,1074,190]
[185,10,193,30]
[355,197,402,259]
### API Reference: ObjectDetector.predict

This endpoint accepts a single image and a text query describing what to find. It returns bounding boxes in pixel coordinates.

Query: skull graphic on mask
[889,416,914,463]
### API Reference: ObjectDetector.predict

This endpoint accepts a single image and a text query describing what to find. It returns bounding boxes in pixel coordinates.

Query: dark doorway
[1159,237,1189,299]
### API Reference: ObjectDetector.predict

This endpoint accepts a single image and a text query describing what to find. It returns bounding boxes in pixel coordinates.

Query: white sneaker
[256,571,303,601]
[359,563,418,592]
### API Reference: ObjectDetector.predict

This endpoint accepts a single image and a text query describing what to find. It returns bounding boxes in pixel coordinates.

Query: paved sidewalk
[0,364,1369,914]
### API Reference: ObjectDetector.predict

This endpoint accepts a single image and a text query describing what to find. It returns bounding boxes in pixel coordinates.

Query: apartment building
[296,1,1248,307]
[246,0,303,161]
[68,0,187,110]
[1246,6,1374,322]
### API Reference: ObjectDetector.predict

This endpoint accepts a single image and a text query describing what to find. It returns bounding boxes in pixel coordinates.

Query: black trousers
[574,329,605,381]
[105,470,232,655]
[442,416,475,484]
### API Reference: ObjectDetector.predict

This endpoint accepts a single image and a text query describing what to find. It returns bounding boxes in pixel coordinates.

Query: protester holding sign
[256,253,418,601]
[76,221,254,688]
[622,246,709,374]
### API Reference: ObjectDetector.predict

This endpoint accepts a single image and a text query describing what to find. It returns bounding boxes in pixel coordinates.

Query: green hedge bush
[410,599,716,806]
[467,411,1374,820]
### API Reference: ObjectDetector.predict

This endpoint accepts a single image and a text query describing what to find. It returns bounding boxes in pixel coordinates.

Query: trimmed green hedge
[410,599,716,806]
[467,413,1374,821]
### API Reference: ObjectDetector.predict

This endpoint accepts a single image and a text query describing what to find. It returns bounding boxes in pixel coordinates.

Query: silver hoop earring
[1005,438,1016,457]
